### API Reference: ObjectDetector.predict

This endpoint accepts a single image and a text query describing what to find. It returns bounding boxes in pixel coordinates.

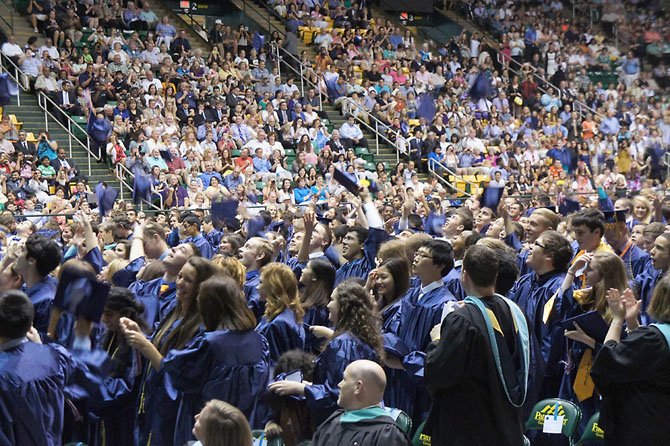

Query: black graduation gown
[424,295,526,446]
[591,326,670,446]
[312,408,410,446]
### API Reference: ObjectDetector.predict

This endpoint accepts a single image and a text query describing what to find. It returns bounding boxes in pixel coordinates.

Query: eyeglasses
[534,241,546,249]
[415,251,433,259]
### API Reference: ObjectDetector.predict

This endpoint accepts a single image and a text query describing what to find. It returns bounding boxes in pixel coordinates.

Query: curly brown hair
[332,280,384,360]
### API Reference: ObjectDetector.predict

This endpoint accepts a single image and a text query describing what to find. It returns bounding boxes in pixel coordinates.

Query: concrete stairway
[3,94,118,186]
[227,0,402,169]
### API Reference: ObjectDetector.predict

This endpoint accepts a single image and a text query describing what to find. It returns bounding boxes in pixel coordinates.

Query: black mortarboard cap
[603,209,628,228]
[95,181,119,217]
[54,270,111,323]
[479,186,504,211]
[211,199,240,229]
[159,149,173,163]
[558,199,581,216]
[332,167,360,196]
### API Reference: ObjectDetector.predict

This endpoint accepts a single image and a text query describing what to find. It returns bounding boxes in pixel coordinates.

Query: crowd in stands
[0,0,670,446]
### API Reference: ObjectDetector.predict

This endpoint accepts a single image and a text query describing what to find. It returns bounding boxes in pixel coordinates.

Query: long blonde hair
[260,263,304,323]
[587,252,630,322]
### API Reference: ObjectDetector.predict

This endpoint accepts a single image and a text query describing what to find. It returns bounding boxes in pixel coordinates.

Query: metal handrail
[341,97,401,162]
[37,92,96,177]
[116,162,164,211]
[0,52,29,106]
[427,158,483,197]
[240,0,285,39]
[269,42,324,110]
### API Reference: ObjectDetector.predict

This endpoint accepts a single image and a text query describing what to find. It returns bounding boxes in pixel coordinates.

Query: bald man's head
[337,360,386,410]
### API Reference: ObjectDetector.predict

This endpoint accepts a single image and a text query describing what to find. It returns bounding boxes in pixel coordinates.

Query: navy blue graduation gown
[244,270,265,322]
[88,335,144,446]
[162,329,271,444]
[619,243,650,280]
[203,229,223,253]
[136,317,201,446]
[634,268,664,326]
[392,285,457,423]
[303,305,330,354]
[304,332,378,426]
[129,276,177,328]
[517,248,531,278]
[508,271,571,395]
[334,228,390,285]
[256,308,305,366]
[25,276,58,334]
[0,339,102,446]
[183,233,214,259]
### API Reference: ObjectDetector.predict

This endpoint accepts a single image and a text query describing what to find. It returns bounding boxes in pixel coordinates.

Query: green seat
[256,181,266,191]
[285,156,295,166]
[251,430,283,446]
[70,115,88,140]
[365,162,375,171]
[576,413,604,445]
[232,149,241,157]
[284,148,296,157]
[412,420,431,446]
[355,147,369,155]
[322,118,330,125]
[107,101,118,108]
[525,398,582,446]
[383,407,412,436]
[362,153,374,163]
[326,124,334,133]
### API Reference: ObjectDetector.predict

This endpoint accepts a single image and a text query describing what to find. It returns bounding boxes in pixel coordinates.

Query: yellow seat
[408,119,420,127]
[463,175,477,183]
[9,114,22,130]
[26,132,37,142]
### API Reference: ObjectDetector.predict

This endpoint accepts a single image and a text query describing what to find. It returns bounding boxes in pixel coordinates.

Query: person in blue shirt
[12,233,62,334]
[252,147,272,174]
[294,177,311,204]
[162,275,271,443]
[239,237,275,321]
[269,280,383,427]
[508,230,574,399]
[223,167,245,191]
[199,161,223,188]
[201,216,223,254]
[256,263,306,367]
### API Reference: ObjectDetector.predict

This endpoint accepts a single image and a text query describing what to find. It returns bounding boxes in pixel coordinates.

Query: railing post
[67,119,73,159]
[300,63,304,97]
[375,120,379,153]
[87,136,91,177]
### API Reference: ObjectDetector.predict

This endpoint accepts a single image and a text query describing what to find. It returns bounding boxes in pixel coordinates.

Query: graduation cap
[95,181,119,217]
[479,186,504,211]
[111,257,145,288]
[54,270,111,323]
[211,199,240,230]
[132,171,152,205]
[246,215,267,239]
[469,72,494,101]
[560,310,609,344]
[333,167,361,196]
[267,220,285,233]
[558,199,581,216]
[159,149,173,163]
[603,209,627,229]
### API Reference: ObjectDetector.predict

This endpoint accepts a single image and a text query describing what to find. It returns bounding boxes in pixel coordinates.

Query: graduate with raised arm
[268,281,382,427]
[162,276,270,444]
[126,221,201,328]
[121,258,221,446]
[334,188,389,285]
[508,230,573,399]
[12,234,62,334]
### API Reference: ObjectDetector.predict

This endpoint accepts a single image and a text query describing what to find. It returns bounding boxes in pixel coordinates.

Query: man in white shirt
[1,35,24,63]
[339,115,368,148]
[243,130,273,157]
[39,39,59,61]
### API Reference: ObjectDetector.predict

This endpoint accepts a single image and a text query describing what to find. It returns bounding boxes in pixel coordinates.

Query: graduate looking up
[238,236,274,321]
[508,230,573,398]
[571,208,611,286]
[11,234,62,334]
[603,209,650,279]
[311,360,410,446]
[425,245,532,446]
